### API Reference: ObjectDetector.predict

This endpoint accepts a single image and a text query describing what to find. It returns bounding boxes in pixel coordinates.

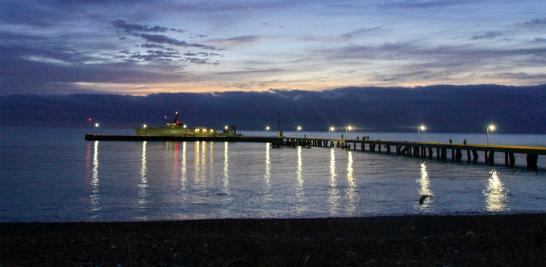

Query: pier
[85,134,545,170]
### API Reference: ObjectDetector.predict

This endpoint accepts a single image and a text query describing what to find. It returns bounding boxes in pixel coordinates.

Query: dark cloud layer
[1,85,545,133]
[113,19,170,33]
[135,33,217,50]
[471,31,503,40]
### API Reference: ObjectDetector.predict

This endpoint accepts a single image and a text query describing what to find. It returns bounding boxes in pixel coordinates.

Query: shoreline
[2,213,545,266]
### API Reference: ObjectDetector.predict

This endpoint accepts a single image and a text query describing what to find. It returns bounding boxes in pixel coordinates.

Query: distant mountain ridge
[1,84,545,133]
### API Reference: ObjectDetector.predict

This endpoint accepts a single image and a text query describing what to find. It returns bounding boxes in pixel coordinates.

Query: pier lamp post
[297,125,302,131]
[183,124,187,129]
[329,126,335,139]
[224,125,229,130]
[94,122,100,134]
[143,124,147,129]
[265,125,270,131]
[345,125,353,134]
[486,124,496,145]
[418,124,426,143]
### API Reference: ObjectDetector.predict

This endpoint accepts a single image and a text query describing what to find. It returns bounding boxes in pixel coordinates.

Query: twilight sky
[1,0,545,95]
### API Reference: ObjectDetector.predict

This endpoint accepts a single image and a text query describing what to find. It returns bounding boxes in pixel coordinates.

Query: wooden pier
[283,137,545,171]
[85,134,545,170]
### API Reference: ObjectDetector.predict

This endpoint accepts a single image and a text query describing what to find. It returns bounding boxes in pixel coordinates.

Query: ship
[136,111,240,137]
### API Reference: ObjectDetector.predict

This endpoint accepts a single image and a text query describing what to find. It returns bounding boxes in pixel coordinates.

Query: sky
[1,0,546,95]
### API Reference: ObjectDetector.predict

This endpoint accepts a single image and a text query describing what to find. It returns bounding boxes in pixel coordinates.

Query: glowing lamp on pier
[486,123,496,144]
[94,122,100,134]
[488,124,496,132]
[329,126,335,132]
[297,125,302,131]
[142,124,147,129]
[265,126,270,131]
[183,124,187,129]
[417,124,426,143]
[224,125,229,130]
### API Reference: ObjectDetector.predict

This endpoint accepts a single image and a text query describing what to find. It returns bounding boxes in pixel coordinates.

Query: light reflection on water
[90,141,100,213]
[328,148,340,216]
[295,146,304,214]
[1,133,546,221]
[138,141,148,209]
[417,162,433,211]
[223,142,229,193]
[180,142,187,191]
[346,151,357,215]
[484,170,508,212]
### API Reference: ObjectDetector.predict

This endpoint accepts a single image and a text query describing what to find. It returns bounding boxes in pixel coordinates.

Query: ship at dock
[136,112,240,137]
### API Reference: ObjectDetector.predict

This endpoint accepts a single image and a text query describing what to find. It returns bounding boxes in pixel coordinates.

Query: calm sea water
[0,127,545,222]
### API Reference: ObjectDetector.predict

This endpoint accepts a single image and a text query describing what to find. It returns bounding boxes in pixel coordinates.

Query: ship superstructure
[136,112,239,137]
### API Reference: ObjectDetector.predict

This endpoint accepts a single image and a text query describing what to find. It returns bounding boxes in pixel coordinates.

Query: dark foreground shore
[1,214,546,266]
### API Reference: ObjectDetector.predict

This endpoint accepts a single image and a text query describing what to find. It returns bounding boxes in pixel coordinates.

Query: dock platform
[85,134,545,170]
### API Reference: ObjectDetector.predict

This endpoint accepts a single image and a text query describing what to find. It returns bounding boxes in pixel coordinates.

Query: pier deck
[85,134,545,170]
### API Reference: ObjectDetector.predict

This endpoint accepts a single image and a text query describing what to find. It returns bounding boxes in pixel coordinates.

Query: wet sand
[1,214,545,266]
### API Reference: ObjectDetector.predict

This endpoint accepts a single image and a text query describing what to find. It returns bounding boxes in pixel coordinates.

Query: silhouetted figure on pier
[463,139,467,145]
[449,139,453,145]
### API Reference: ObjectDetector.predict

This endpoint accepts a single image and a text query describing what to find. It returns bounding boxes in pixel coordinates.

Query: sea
[1,127,545,222]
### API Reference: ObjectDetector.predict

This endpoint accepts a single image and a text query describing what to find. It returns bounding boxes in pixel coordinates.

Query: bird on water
[419,195,433,205]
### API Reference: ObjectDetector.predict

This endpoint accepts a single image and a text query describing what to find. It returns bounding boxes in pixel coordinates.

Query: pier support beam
[487,151,495,166]
[472,150,479,163]
[455,149,462,163]
[527,154,538,171]
[441,148,447,162]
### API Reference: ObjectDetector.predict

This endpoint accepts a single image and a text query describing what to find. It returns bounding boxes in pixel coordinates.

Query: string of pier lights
[416,123,497,144]
[99,119,496,143]
[262,122,497,142]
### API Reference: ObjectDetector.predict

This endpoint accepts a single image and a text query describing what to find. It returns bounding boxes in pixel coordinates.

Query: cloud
[380,0,479,9]
[112,19,170,33]
[111,19,214,51]
[208,35,261,47]
[134,34,218,50]
[139,43,166,49]
[127,50,181,61]
[518,17,546,29]
[471,31,503,40]
[340,26,383,40]
[533,37,546,43]
[2,85,545,133]
[328,43,546,64]
[0,46,188,94]
[215,68,288,76]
